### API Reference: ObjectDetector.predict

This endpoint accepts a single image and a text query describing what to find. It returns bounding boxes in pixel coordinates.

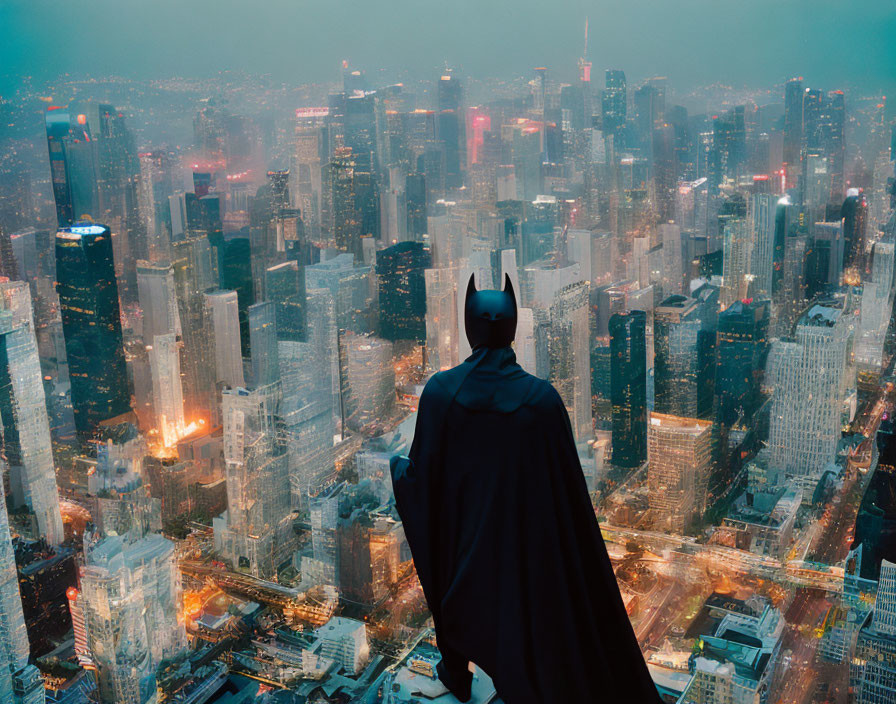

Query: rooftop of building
[800,295,846,327]
[649,412,713,435]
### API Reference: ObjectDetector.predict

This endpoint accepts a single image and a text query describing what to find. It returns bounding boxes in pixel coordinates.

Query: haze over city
[0,2,894,703]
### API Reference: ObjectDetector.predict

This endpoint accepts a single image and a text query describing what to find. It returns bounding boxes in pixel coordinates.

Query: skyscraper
[148,332,186,448]
[438,72,465,189]
[602,70,627,149]
[749,193,778,300]
[0,457,45,704]
[783,78,804,191]
[0,282,64,545]
[653,288,717,420]
[377,241,431,342]
[215,384,295,579]
[851,559,896,704]
[715,298,770,431]
[136,260,181,344]
[265,260,306,342]
[842,188,869,279]
[73,533,185,704]
[720,218,753,307]
[55,223,131,441]
[424,267,459,373]
[248,301,280,388]
[548,282,593,442]
[609,310,647,468]
[648,413,713,533]
[204,289,245,390]
[767,295,855,492]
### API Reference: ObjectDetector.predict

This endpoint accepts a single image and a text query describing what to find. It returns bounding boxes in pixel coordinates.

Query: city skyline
[0,5,895,702]
[2,2,896,99]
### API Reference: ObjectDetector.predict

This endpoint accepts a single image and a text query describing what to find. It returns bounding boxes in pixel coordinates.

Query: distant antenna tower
[579,17,592,83]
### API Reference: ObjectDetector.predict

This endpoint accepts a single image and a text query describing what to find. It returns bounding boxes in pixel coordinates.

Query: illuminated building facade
[648,413,713,533]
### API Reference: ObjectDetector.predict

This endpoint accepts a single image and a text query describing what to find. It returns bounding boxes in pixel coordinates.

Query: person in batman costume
[390,274,662,703]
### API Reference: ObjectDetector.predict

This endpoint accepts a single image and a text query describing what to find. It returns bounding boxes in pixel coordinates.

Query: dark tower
[609,310,647,468]
[55,224,131,442]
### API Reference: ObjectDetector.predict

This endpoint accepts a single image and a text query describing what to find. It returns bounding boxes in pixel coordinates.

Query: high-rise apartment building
[767,295,855,491]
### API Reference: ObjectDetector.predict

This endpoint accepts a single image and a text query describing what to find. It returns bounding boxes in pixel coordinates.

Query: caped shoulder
[421,366,564,411]
[420,368,455,403]
[525,375,567,412]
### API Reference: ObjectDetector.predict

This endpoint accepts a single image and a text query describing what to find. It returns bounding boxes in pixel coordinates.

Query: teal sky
[2,0,894,96]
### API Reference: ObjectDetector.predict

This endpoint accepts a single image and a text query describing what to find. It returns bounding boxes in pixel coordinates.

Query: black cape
[391,346,661,703]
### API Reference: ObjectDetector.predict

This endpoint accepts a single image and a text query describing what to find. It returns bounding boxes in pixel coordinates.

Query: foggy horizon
[3,0,895,100]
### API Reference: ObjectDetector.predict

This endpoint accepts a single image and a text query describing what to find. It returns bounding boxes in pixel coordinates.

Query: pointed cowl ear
[465,273,477,305]
[503,273,516,310]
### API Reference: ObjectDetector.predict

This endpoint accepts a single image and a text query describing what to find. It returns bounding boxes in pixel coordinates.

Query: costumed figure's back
[391,274,661,704]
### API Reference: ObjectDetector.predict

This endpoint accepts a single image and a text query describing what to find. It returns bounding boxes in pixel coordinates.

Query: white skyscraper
[0,281,64,545]
[548,281,593,442]
[424,267,459,372]
[749,193,776,299]
[136,260,181,344]
[767,295,856,491]
[204,289,245,389]
[659,223,683,296]
[214,384,295,579]
[721,218,752,308]
[851,559,896,704]
[73,533,185,704]
[856,233,895,372]
[315,617,370,675]
[148,332,186,448]
[515,307,537,374]
[0,460,45,704]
